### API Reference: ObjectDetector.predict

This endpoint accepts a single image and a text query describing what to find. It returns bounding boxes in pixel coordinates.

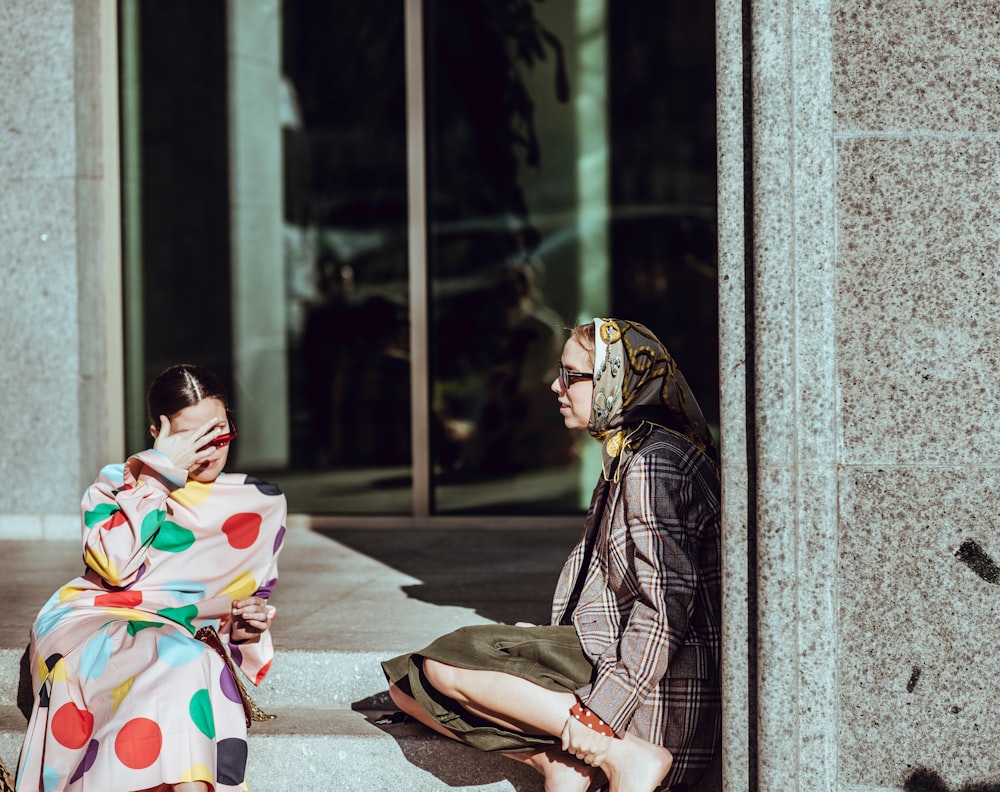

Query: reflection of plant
[497,0,570,168]
[430,0,569,259]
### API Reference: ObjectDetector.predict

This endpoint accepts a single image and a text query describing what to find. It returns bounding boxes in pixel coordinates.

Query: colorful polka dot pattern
[19,452,286,791]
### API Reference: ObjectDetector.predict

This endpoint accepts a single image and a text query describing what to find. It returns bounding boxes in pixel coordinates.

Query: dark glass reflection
[123,1,717,517]
[426,0,717,514]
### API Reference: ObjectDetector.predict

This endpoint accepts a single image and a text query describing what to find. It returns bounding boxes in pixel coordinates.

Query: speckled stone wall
[834,0,1000,784]
[717,0,1000,790]
[0,0,118,538]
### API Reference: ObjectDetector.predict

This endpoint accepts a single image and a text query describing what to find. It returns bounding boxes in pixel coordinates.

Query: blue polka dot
[35,607,72,638]
[164,580,207,604]
[43,763,60,792]
[80,632,114,680]
[156,631,205,666]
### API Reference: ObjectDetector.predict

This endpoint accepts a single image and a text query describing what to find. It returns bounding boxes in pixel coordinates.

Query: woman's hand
[561,714,614,768]
[230,597,276,643]
[153,415,225,472]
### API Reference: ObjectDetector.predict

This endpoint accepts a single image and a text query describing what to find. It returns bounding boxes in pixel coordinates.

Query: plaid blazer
[550,427,722,765]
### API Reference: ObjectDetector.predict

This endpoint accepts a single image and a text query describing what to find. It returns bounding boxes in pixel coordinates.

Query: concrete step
[0,646,398,712]
[0,705,545,791]
[0,529,500,711]
[0,527,578,790]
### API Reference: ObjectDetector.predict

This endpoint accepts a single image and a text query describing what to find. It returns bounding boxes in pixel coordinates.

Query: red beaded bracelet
[569,701,616,737]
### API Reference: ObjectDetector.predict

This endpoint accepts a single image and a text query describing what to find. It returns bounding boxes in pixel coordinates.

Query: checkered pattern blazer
[550,427,722,760]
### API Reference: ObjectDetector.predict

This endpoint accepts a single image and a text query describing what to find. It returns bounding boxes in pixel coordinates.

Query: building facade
[2,1,998,790]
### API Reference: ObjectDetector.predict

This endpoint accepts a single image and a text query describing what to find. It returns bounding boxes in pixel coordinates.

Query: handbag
[0,754,14,792]
[194,625,276,727]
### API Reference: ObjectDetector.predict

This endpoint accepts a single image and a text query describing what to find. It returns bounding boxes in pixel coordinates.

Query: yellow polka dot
[179,764,213,784]
[58,585,85,602]
[112,676,135,713]
[220,571,257,601]
[171,480,214,507]
[84,546,120,586]
[49,657,68,683]
[102,607,155,622]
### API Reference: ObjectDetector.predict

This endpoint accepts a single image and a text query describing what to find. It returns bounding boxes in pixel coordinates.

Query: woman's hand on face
[153,415,223,472]
[230,597,275,643]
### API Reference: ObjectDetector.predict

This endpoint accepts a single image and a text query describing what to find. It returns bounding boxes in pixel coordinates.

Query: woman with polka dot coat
[16,364,287,792]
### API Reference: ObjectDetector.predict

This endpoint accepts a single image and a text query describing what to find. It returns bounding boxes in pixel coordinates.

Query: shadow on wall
[906,768,1000,792]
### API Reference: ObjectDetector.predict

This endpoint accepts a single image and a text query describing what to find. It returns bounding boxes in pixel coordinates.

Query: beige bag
[0,754,15,792]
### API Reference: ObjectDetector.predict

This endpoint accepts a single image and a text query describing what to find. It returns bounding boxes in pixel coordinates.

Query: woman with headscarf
[383,318,721,792]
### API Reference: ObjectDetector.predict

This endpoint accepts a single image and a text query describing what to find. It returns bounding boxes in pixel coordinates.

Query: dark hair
[146,364,229,425]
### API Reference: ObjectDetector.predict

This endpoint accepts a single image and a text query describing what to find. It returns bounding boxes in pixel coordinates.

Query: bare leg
[505,748,603,792]
[387,680,463,742]
[173,784,210,791]
[391,669,598,792]
[423,660,672,792]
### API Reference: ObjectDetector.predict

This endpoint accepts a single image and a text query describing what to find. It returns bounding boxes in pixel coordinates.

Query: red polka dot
[254,659,272,685]
[51,703,94,749]
[115,717,162,769]
[94,590,143,608]
[104,511,128,529]
[222,513,261,549]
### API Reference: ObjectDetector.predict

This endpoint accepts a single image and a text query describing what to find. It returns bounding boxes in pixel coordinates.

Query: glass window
[120,0,717,518]
[425,0,718,514]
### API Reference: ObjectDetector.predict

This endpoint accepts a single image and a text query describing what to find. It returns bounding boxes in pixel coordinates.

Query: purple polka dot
[70,739,99,783]
[229,643,243,666]
[256,578,277,599]
[273,525,286,553]
[220,666,241,705]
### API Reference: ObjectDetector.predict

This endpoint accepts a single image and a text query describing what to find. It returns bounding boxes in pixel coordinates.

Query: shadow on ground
[358,708,546,792]
[315,527,582,626]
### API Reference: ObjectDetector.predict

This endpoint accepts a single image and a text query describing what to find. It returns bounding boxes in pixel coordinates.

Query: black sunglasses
[558,362,594,390]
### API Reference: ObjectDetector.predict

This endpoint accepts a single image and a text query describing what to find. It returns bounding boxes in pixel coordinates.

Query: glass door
[119,0,717,520]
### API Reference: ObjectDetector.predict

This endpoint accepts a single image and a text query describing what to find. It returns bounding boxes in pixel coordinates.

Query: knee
[422,658,462,697]
[387,681,409,709]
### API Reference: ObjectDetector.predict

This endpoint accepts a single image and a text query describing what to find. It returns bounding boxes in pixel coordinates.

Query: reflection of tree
[428,0,568,260]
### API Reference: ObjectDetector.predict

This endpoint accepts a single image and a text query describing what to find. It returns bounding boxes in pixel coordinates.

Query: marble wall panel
[0,1,76,178]
[839,466,1000,788]
[0,178,84,514]
[833,0,1000,132]
[837,136,1000,465]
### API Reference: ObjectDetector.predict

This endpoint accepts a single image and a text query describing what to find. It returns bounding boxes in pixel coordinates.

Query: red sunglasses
[202,414,238,449]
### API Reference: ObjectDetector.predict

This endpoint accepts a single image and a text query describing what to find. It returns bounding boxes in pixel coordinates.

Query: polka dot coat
[17,450,287,791]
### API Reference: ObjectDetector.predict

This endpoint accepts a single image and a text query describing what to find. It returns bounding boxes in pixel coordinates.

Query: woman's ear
[149,424,158,439]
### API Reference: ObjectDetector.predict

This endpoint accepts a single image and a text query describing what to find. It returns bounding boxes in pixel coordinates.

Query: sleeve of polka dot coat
[80,449,188,588]
[223,486,286,687]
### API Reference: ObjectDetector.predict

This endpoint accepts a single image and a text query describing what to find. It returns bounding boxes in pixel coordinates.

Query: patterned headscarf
[588,318,718,480]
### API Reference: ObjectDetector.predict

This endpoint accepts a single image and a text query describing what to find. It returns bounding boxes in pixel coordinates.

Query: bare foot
[602,734,672,792]
[506,748,602,792]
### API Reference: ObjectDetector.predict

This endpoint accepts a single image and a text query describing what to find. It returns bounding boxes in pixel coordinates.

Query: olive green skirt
[381,623,593,753]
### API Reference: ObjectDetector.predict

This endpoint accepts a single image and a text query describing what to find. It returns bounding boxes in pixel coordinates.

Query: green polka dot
[149,519,195,553]
[84,503,120,529]
[156,604,198,634]
[189,689,215,738]
[140,510,167,544]
[126,620,163,636]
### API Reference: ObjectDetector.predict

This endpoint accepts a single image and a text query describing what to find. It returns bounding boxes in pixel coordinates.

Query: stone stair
[0,526,571,791]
